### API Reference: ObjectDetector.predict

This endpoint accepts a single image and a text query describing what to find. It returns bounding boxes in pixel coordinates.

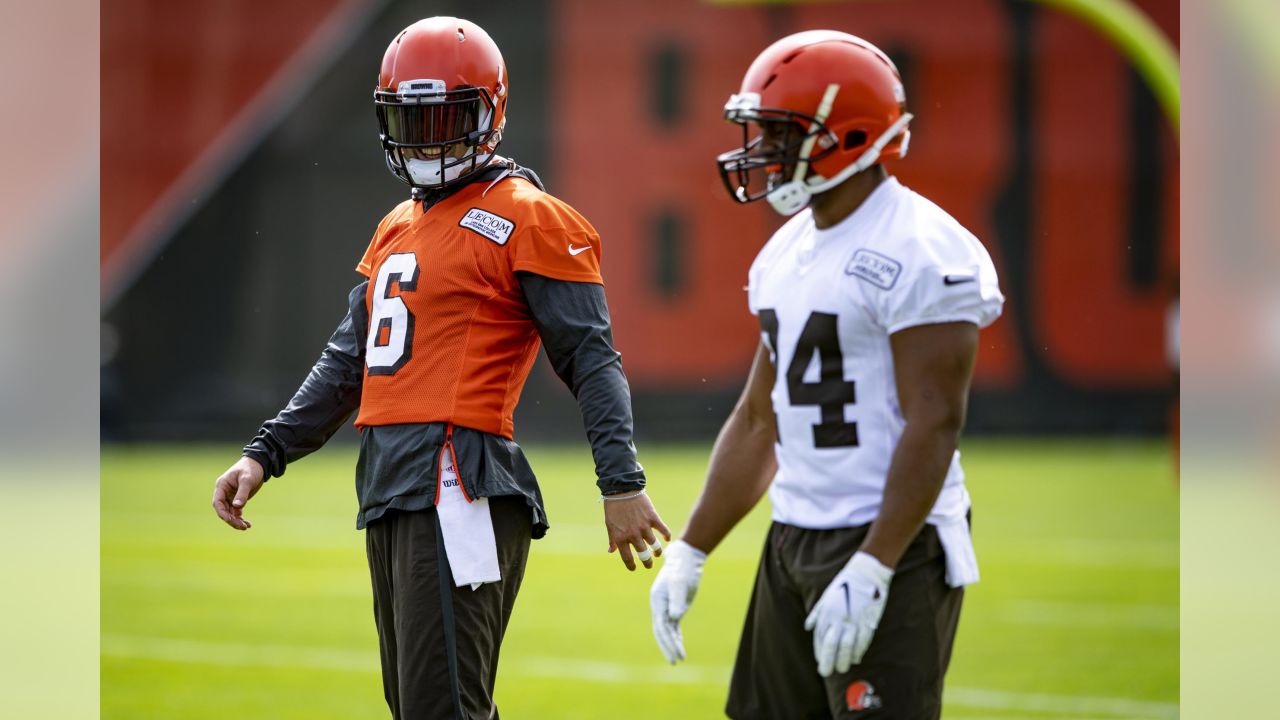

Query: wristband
[600,488,647,503]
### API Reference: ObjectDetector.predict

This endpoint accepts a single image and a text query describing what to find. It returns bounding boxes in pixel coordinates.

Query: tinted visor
[375,86,490,148]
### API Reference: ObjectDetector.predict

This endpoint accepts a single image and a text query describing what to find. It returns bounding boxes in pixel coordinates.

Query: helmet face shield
[716,108,835,205]
[380,94,481,146]
[375,81,500,189]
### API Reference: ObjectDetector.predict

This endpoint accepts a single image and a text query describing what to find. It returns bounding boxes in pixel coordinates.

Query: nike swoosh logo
[943,275,976,285]
[568,244,590,256]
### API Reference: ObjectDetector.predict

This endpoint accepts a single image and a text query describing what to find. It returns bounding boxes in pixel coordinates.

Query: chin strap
[766,111,914,217]
[806,112,914,195]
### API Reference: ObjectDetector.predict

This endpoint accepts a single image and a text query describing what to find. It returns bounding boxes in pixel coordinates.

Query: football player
[650,31,1004,719]
[209,17,669,720]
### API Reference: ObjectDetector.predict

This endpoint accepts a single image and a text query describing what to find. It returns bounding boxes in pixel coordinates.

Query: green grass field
[102,439,1177,719]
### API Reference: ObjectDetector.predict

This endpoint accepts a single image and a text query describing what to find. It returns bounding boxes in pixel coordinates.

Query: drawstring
[435,422,473,505]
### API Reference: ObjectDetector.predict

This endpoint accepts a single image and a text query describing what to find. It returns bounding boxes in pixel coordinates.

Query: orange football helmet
[375,17,508,189]
[716,31,913,216]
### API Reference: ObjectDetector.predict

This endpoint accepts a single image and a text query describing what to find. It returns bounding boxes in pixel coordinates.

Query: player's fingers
[231,472,254,508]
[850,625,874,666]
[640,527,659,555]
[651,617,673,663]
[212,483,229,515]
[649,598,676,662]
[804,605,819,632]
[835,625,858,674]
[212,478,248,530]
[653,616,684,664]
[632,538,654,569]
[212,473,232,505]
[617,542,637,571]
[811,611,828,662]
[229,474,255,528]
[653,515,672,542]
[665,617,687,663]
[211,494,234,525]
[669,622,686,663]
[817,625,840,677]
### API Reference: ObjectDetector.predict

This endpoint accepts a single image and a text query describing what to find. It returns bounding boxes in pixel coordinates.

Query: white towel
[932,516,980,588]
[436,453,501,590]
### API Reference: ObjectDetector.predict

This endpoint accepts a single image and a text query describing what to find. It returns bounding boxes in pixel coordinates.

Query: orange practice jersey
[353,176,603,438]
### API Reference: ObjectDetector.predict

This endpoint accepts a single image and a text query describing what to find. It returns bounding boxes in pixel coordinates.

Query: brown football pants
[365,497,532,720]
[726,522,964,720]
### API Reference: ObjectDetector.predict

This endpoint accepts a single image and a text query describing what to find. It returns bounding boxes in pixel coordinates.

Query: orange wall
[552,0,1178,394]
[101,0,350,270]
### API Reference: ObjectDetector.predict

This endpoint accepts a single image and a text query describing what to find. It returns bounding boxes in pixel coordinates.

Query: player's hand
[212,457,265,531]
[804,551,894,676]
[649,539,707,664]
[602,491,671,571]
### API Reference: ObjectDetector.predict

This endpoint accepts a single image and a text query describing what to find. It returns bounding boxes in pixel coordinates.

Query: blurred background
[93,1,1195,719]
[100,0,1178,441]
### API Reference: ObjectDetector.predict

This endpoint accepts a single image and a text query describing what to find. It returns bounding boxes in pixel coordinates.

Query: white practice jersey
[747,177,1004,584]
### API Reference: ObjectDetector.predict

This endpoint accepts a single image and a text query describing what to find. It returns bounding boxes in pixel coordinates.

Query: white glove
[804,551,894,677]
[649,539,707,664]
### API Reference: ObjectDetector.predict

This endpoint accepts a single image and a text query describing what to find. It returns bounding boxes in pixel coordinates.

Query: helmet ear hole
[844,130,868,150]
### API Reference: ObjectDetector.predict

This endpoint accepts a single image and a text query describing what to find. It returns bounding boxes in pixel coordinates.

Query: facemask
[405,151,494,187]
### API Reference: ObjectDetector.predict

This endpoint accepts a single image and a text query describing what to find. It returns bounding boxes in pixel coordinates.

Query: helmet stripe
[791,83,841,186]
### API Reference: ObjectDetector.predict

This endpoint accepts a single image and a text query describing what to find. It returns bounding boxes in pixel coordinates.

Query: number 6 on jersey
[366,252,419,375]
